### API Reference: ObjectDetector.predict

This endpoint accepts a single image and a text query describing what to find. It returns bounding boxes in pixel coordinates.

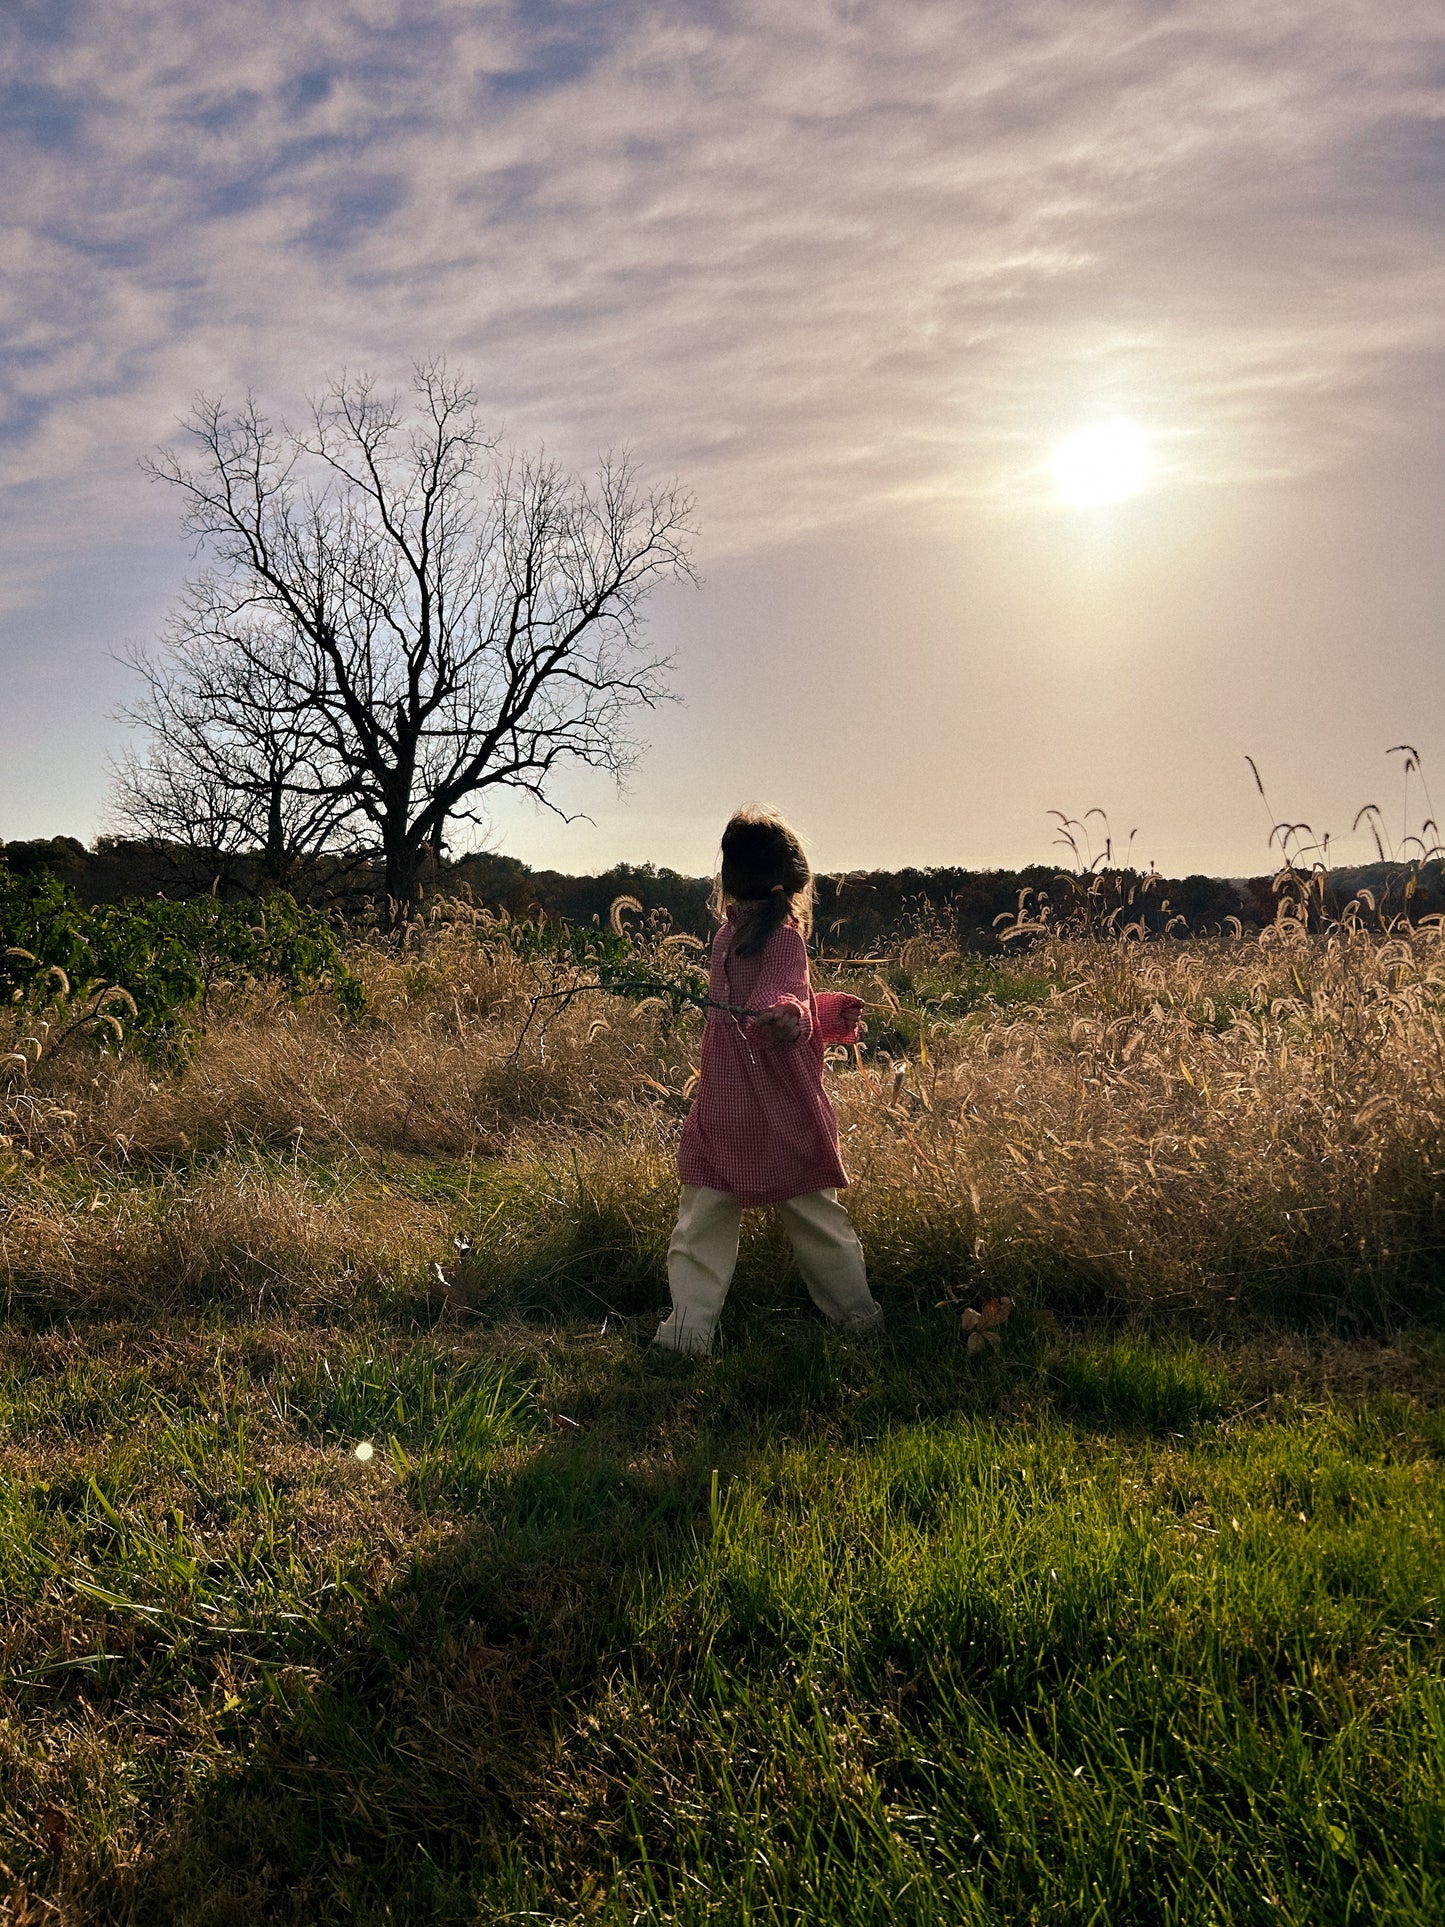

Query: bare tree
[113,611,355,891]
[133,362,695,913]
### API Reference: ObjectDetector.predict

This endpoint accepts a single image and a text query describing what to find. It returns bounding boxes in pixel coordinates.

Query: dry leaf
[962,1297,1012,1357]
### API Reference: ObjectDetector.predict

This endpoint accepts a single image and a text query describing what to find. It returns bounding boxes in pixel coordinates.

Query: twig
[507,975,763,1063]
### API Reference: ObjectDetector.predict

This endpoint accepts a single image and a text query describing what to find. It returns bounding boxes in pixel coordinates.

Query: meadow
[1,898,1442,1923]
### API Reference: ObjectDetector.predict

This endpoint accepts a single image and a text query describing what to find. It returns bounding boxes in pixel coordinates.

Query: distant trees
[116,363,695,914]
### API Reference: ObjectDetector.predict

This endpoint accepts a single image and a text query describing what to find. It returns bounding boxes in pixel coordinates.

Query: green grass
[1,1245,1442,1925]
[852,952,1056,1058]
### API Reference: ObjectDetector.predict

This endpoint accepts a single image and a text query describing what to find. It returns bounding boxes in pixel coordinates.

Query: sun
[1051,420,1150,507]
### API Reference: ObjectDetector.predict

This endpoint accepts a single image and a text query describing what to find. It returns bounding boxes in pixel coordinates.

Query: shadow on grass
[18,1186,1442,1924]
[74,1293,1254,1925]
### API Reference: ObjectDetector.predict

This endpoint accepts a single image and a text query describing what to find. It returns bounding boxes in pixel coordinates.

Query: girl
[654,806,884,1354]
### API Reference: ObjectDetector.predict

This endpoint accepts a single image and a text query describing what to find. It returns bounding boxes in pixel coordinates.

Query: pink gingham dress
[677,915,859,1208]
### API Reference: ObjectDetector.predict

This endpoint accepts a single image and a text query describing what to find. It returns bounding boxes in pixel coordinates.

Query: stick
[507,975,766,1063]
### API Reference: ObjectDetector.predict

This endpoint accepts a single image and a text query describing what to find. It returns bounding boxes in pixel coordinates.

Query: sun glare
[1051,420,1150,507]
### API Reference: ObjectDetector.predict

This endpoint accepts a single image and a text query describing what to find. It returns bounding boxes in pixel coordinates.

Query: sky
[2,0,1442,879]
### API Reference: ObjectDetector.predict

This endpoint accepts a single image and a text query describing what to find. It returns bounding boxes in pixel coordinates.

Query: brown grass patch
[4,916,1444,1325]
[0,1160,447,1318]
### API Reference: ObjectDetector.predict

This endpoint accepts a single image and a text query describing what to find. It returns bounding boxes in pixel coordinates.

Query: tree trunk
[383,837,420,924]
[260,777,291,892]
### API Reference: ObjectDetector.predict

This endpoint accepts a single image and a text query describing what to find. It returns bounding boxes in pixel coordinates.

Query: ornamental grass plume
[1,903,1441,1329]
[833,916,1445,1324]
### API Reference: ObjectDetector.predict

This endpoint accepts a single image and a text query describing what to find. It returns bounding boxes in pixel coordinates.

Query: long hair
[711,805,814,958]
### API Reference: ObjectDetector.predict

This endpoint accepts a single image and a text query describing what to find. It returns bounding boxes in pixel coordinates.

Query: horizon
[7,825,1440,892]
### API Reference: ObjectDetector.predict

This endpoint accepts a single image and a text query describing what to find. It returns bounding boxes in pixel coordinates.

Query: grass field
[2,914,1443,1922]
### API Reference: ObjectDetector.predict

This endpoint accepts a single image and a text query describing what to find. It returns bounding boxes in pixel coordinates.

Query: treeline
[450,856,1255,949]
[6,835,1444,951]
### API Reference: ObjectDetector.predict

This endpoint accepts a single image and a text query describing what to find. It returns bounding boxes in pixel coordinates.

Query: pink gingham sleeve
[743,924,814,1046]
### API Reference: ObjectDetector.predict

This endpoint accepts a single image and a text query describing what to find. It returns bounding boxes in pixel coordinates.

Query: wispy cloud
[3,0,1441,564]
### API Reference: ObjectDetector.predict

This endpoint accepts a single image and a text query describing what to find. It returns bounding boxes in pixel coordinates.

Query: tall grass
[841,922,1445,1326]
[2,904,1443,1919]
[11,910,1440,1328]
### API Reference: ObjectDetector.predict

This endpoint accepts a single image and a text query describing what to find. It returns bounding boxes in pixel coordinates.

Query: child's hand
[754,1001,802,1044]
[814,991,865,1044]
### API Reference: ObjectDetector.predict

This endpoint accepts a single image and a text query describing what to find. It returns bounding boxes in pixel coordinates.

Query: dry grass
[3,914,1443,1327]
[10,931,688,1164]
[0,1158,449,1318]
[836,922,1445,1322]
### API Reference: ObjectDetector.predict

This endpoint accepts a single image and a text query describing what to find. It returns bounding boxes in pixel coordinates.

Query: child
[653,806,884,1354]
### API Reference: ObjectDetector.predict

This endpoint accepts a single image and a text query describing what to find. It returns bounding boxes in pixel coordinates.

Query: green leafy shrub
[0,868,363,1058]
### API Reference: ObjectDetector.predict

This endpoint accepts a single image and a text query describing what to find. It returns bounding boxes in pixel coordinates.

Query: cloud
[2,0,1441,581]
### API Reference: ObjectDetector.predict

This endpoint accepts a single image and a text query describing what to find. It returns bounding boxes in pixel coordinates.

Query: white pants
[654,1185,884,1354]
